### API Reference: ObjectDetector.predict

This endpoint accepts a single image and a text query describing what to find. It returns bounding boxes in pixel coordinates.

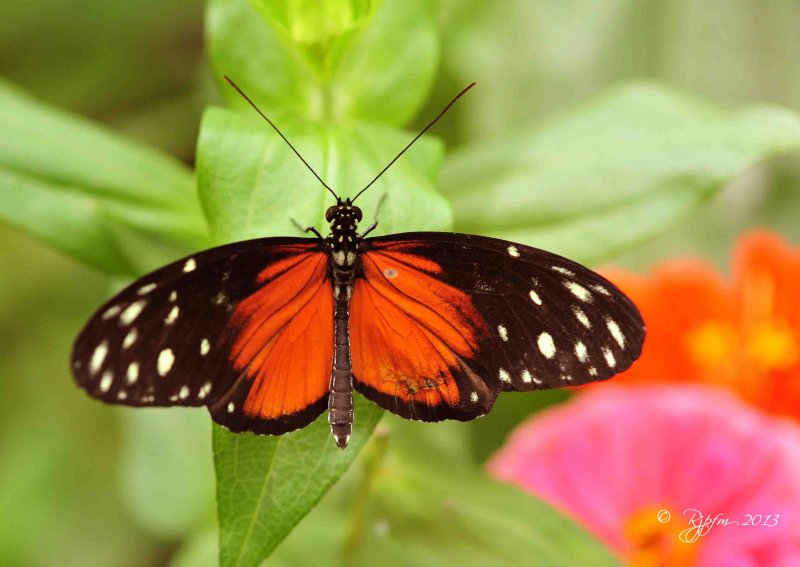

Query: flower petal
[488,385,800,563]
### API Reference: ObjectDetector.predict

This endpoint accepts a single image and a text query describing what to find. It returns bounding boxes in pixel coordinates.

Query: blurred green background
[2,1,800,566]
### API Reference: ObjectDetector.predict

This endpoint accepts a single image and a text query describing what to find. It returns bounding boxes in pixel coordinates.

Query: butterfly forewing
[353,232,645,419]
[71,237,332,434]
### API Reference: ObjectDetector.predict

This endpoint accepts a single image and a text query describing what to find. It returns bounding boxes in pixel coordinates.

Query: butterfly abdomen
[329,286,354,449]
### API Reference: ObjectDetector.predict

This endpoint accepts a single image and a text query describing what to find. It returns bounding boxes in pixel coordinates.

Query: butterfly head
[326,198,362,227]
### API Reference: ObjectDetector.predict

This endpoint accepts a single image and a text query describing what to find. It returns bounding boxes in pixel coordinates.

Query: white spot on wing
[199,382,212,399]
[157,348,175,376]
[137,283,157,295]
[529,290,542,305]
[213,292,228,305]
[498,325,508,342]
[99,371,113,393]
[470,391,479,403]
[522,369,533,383]
[537,332,556,358]
[591,284,611,296]
[551,266,575,276]
[102,305,121,320]
[165,305,179,325]
[179,386,189,400]
[200,338,210,356]
[126,362,139,385]
[117,391,128,400]
[564,281,592,302]
[575,341,588,363]
[589,367,598,376]
[183,258,196,273]
[120,300,146,326]
[227,402,235,413]
[602,347,616,368]
[573,306,591,328]
[123,328,138,349]
[507,245,520,257]
[606,317,626,348]
[90,341,108,375]
[169,291,178,302]
[499,368,512,383]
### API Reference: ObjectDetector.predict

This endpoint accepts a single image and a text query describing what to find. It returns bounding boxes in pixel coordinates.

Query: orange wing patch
[351,249,490,419]
[230,250,333,419]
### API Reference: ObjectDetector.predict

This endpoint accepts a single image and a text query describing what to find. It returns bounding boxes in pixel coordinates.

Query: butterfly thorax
[325,199,362,287]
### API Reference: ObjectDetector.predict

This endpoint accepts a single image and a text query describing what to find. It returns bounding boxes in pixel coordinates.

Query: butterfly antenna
[351,82,476,203]
[224,76,339,201]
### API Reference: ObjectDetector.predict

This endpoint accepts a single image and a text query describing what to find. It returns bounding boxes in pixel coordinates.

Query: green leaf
[119,409,215,537]
[0,80,208,275]
[349,467,622,566]
[355,417,619,565]
[207,0,438,125]
[207,0,317,117]
[169,528,218,567]
[327,0,439,126]
[442,81,800,264]
[249,0,380,46]
[197,106,450,243]
[213,397,383,567]
[268,422,621,566]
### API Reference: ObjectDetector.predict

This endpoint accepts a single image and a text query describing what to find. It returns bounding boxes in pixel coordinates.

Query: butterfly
[71,78,645,449]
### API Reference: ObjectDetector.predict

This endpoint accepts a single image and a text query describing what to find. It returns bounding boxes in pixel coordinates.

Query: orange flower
[603,230,800,419]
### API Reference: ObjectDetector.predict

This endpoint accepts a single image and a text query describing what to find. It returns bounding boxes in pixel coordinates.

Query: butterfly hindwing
[352,233,645,420]
[209,248,333,434]
[71,237,332,434]
[350,247,498,422]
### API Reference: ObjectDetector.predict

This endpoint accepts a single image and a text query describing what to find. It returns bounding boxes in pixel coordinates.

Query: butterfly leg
[290,217,324,239]
[305,227,324,239]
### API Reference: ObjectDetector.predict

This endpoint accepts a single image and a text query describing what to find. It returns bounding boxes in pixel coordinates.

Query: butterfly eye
[353,207,363,222]
[325,206,338,222]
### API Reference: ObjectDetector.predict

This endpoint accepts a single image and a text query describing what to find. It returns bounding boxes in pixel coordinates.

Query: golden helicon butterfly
[72,78,645,448]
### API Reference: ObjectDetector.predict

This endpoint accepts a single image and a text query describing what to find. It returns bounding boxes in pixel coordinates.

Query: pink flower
[487,386,800,566]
